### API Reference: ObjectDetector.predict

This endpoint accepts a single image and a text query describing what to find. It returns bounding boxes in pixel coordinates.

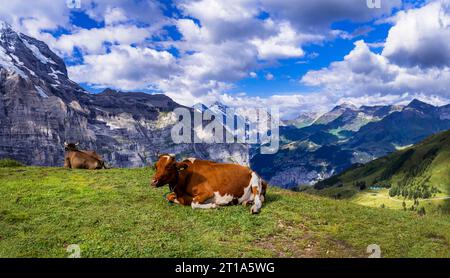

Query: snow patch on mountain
[21,36,56,65]
[48,67,63,84]
[0,45,27,78]
[34,85,48,98]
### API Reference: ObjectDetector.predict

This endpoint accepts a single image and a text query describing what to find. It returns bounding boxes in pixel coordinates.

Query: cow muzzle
[151,179,159,187]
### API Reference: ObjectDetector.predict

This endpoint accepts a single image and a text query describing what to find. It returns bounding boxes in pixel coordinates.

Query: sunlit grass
[1,166,450,257]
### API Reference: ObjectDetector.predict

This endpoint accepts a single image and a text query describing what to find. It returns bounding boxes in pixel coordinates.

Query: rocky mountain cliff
[0,22,249,167]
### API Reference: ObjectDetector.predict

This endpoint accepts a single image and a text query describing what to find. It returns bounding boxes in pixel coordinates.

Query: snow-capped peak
[0,20,12,32]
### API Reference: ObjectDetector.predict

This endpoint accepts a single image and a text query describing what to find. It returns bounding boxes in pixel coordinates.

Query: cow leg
[64,158,71,169]
[166,192,177,203]
[249,172,263,214]
[166,192,193,206]
[175,195,193,206]
[191,192,216,209]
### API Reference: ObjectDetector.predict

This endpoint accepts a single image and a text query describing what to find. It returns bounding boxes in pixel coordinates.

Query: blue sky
[1,0,449,118]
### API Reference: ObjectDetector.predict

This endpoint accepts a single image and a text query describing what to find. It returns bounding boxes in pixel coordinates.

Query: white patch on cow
[186,157,196,163]
[160,156,172,169]
[213,192,234,206]
[249,172,263,213]
[191,202,217,209]
[238,184,253,204]
[250,171,261,190]
[251,195,262,214]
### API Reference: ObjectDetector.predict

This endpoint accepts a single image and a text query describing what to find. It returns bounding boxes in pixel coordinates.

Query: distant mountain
[438,104,450,120]
[251,100,450,188]
[283,112,322,128]
[314,129,450,201]
[313,103,357,125]
[0,22,249,167]
[345,99,450,157]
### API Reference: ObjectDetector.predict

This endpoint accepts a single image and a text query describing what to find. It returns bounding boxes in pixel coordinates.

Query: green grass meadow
[1,166,450,258]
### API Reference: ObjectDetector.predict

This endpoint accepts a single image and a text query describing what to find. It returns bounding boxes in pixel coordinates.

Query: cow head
[151,154,188,188]
[64,142,79,152]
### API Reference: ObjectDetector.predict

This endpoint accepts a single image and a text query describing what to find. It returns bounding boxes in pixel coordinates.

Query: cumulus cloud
[250,20,309,60]
[53,25,153,56]
[0,0,70,37]
[68,45,179,90]
[104,7,129,26]
[83,0,166,26]
[260,0,401,32]
[301,39,450,106]
[176,0,270,43]
[383,0,450,68]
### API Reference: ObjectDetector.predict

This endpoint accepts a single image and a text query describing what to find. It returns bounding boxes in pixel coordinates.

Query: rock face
[0,22,249,167]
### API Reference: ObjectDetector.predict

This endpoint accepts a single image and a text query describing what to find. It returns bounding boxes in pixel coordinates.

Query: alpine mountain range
[1,21,449,188]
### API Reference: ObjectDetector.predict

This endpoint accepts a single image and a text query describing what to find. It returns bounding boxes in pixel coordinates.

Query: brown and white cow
[151,154,267,214]
[64,142,106,170]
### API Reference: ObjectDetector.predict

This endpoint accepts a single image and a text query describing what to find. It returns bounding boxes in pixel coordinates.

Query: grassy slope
[1,167,450,258]
[311,130,450,213]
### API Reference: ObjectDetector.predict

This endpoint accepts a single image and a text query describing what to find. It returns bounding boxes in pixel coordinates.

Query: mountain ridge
[252,100,450,188]
[0,25,250,167]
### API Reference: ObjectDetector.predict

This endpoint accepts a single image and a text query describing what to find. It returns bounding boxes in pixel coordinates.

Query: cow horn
[64,141,68,147]
[75,142,79,146]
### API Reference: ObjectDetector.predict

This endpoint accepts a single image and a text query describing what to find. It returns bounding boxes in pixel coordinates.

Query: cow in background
[64,142,106,170]
[151,155,267,214]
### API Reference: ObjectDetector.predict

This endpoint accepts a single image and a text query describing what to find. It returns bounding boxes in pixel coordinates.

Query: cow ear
[175,162,189,171]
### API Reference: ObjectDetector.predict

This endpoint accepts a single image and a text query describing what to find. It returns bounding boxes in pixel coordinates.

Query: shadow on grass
[265,192,282,204]
[440,199,450,214]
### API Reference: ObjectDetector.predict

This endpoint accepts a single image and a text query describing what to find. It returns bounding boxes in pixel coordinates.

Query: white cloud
[68,45,179,90]
[0,0,70,37]
[265,73,275,80]
[383,0,450,68]
[104,7,128,26]
[301,39,450,106]
[250,20,306,60]
[53,24,153,56]
[83,0,166,26]
[260,0,401,32]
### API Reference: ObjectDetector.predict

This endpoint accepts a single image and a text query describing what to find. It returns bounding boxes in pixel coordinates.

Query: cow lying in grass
[64,142,106,170]
[151,154,267,214]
